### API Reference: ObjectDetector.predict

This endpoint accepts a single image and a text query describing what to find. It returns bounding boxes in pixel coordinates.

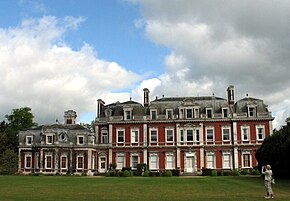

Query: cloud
[0,16,140,124]
[132,0,290,128]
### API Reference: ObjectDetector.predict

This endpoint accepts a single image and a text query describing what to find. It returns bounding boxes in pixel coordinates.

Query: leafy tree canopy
[5,107,37,131]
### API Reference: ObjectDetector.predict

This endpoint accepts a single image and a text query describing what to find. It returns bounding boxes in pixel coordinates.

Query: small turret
[227,85,235,105]
[143,88,150,107]
[64,110,77,125]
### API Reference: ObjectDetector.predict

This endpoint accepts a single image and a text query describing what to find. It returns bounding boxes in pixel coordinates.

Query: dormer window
[248,107,256,117]
[151,110,157,120]
[166,109,173,119]
[46,135,54,145]
[124,109,132,120]
[26,136,33,145]
[222,108,229,118]
[194,108,200,118]
[77,136,84,145]
[186,108,193,119]
[206,108,213,118]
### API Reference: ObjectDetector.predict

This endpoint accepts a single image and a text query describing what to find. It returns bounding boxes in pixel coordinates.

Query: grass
[0,176,290,201]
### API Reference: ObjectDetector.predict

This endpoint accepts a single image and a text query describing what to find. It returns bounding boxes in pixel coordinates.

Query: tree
[0,149,18,174]
[5,107,37,131]
[256,122,290,179]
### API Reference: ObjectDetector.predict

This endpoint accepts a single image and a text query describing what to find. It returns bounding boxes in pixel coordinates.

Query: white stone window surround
[165,127,174,143]
[130,128,139,143]
[26,136,33,145]
[256,124,265,141]
[76,155,84,170]
[130,153,139,170]
[60,155,68,170]
[77,135,85,145]
[149,127,158,143]
[206,108,213,118]
[206,151,216,169]
[150,109,157,120]
[222,152,232,169]
[123,108,133,120]
[222,107,229,118]
[149,153,159,170]
[24,154,32,169]
[222,126,231,142]
[46,134,54,145]
[116,128,125,143]
[101,129,108,144]
[166,109,174,119]
[45,154,53,169]
[241,125,250,142]
[241,151,252,168]
[116,153,125,170]
[206,127,215,143]
[165,153,175,170]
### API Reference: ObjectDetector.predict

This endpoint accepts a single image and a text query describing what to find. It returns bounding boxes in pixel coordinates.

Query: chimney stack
[143,88,150,107]
[227,85,235,105]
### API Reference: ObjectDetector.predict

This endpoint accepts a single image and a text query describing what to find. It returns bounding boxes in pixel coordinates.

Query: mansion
[18,85,274,175]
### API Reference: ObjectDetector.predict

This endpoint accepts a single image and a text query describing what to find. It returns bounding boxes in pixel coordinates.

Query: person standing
[262,165,274,199]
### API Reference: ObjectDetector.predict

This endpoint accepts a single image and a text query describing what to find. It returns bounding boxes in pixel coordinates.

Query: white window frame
[206,108,213,118]
[116,153,125,170]
[165,153,174,170]
[149,154,159,170]
[26,136,33,145]
[150,109,157,120]
[131,128,139,143]
[124,109,132,120]
[186,108,193,119]
[101,130,108,144]
[242,152,252,168]
[222,152,231,169]
[206,127,215,142]
[45,155,53,169]
[222,108,229,118]
[77,135,84,145]
[149,128,158,143]
[186,129,193,142]
[180,129,184,142]
[25,154,32,169]
[131,154,139,170]
[166,128,174,143]
[60,155,68,170]
[222,127,231,142]
[248,106,256,117]
[256,125,265,141]
[77,155,84,170]
[166,109,173,119]
[241,126,250,142]
[206,152,215,169]
[117,128,125,143]
[195,129,200,143]
[46,135,54,145]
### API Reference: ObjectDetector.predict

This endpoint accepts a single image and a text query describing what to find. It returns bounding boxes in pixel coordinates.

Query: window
[117,155,125,169]
[256,125,265,141]
[77,156,84,169]
[26,136,33,145]
[194,108,200,118]
[242,153,251,168]
[222,108,228,118]
[131,155,138,169]
[223,153,231,169]
[222,127,230,141]
[195,129,200,142]
[100,157,106,169]
[206,108,212,118]
[77,136,84,145]
[248,107,256,117]
[131,129,139,143]
[25,155,32,169]
[166,128,174,142]
[46,135,53,144]
[179,109,184,119]
[101,130,108,144]
[151,110,157,120]
[150,129,158,143]
[150,155,158,170]
[241,126,250,141]
[186,129,193,142]
[180,130,184,142]
[166,109,173,119]
[124,110,132,120]
[46,155,52,169]
[61,156,67,169]
[117,129,125,143]
[206,128,214,142]
[186,108,193,119]
[206,153,215,169]
[166,154,174,169]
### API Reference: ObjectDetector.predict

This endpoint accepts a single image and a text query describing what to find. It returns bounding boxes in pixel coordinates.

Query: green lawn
[0,176,289,201]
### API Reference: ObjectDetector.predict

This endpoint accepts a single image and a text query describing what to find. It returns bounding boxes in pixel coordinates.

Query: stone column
[40,148,43,173]
[87,149,92,175]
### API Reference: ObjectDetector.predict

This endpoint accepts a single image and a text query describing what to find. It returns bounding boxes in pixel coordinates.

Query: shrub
[165,170,172,177]
[211,170,218,176]
[240,169,249,175]
[143,170,149,177]
[202,168,212,176]
[232,169,240,176]
[223,170,231,176]
[123,170,131,177]
[117,170,123,177]
[172,169,180,176]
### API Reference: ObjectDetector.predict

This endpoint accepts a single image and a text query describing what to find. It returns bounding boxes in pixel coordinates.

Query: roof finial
[130,97,132,101]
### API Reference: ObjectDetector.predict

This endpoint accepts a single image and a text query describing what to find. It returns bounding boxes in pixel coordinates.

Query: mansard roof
[235,96,269,113]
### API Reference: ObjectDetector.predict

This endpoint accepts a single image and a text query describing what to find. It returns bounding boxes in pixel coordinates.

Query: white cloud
[133,0,290,128]
[0,16,140,124]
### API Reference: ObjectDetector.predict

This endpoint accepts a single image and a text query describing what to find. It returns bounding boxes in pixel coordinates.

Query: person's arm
[261,166,266,174]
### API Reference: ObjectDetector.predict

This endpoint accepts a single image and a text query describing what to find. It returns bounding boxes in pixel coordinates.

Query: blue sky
[1,0,290,128]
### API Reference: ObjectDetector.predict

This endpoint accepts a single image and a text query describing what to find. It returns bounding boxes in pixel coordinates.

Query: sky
[0,0,290,129]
